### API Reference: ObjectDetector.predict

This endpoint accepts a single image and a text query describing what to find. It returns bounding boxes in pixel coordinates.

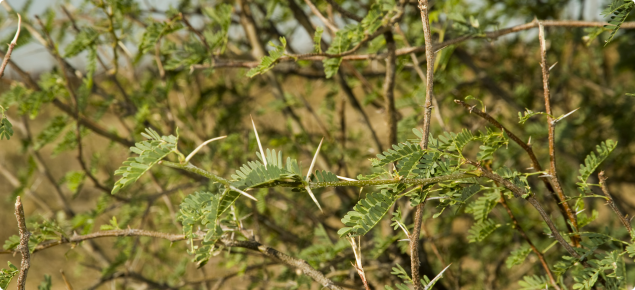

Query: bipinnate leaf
[111,128,178,194]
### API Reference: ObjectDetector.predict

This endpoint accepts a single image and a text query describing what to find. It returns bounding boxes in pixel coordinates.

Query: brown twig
[453,99,573,232]
[598,171,633,238]
[14,196,31,290]
[220,238,343,290]
[60,270,74,290]
[538,23,580,247]
[466,160,586,265]
[499,192,560,290]
[384,31,397,147]
[0,13,21,78]
[412,0,436,288]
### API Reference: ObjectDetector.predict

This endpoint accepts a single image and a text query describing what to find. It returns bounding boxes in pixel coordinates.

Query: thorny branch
[599,171,633,238]
[538,23,580,247]
[412,0,436,288]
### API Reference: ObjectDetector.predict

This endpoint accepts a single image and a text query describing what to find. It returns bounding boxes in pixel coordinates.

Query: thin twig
[453,99,573,231]
[538,23,580,246]
[412,0,436,288]
[384,31,397,147]
[324,0,362,21]
[60,270,74,290]
[302,0,339,32]
[598,171,633,238]
[14,196,31,290]
[499,192,560,290]
[466,160,587,265]
[0,13,21,78]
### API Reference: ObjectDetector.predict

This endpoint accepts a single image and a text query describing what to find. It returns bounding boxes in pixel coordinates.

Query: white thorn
[424,264,452,290]
[184,136,227,163]
[549,62,558,71]
[576,209,586,215]
[527,136,532,146]
[336,175,357,181]
[306,137,324,181]
[538,174,553,178]
[526,167,534,170]
[553,108,579,124]
[251,115,267,166]
[305,185,323,212]
[229,185,258,201]
[426,196,447,200]
[398,239,411,242]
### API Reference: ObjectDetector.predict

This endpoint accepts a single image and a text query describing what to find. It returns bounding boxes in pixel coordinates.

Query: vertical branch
[538,23,580,246]
[412,0,436,288]
[599,171,633,237]
[499,193,560,290]
[14,196,31,290]
[384,32,397,146]
[0,13,21,78]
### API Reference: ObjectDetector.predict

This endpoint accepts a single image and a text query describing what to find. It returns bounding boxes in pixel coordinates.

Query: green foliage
[139,21,183,54]
[33,115,67,150]
[601,0,634,44]
[64,28,99,57]
[177,190,225,267]
[0,116,12,140]
[37,274,52,290]
[467,218,500,242]
[0,262,18,289]
[506,245,532,268]
[231,149,306,188]
[313,26,323,53]
[576,139,617,193]
[338,187,398,237]
[518,275,550,289]
[518,109,548,124]
[112,128,179,194]
[246,37,287,77]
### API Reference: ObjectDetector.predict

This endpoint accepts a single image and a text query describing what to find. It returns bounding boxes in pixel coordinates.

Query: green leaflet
[576,139,617,193]
[246,37,287,78]
[0,262,18,289]
[177,191,225,267]
[111,128,178,194]
[338,187,399,237]
[138,21,183,54]
[313,26,324,53]
[601,0,634,45]
[64,27,99,58]
[373,141,424,167]
[231,149,308,188]
[467,218,500,242]
[506,245,532,268]
[0,117,13,140]
[518,275,550,290]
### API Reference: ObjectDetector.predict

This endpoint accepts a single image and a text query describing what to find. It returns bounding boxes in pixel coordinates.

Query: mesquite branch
[14,197,31,290]
[538,23,580,246]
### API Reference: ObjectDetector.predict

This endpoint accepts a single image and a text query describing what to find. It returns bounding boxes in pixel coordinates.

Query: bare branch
[599,171,633,238]
[538,23,580,246]
[0,13,21,78]
[14,196,31,290]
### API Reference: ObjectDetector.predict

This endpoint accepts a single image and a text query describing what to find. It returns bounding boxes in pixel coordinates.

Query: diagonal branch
[599,171,633,238]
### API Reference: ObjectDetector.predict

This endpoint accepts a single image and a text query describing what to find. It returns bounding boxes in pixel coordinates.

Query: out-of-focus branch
[499,192,560,290]
[453,99,573,231]
[14,196,31,290]
[538,23,580,246]
[599,171,633,238]
[0,13,21,78]
[384,31,397,147]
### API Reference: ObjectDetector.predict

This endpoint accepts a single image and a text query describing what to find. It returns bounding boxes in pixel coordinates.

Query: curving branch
[599,171,633,238]
[0,13,21,78]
